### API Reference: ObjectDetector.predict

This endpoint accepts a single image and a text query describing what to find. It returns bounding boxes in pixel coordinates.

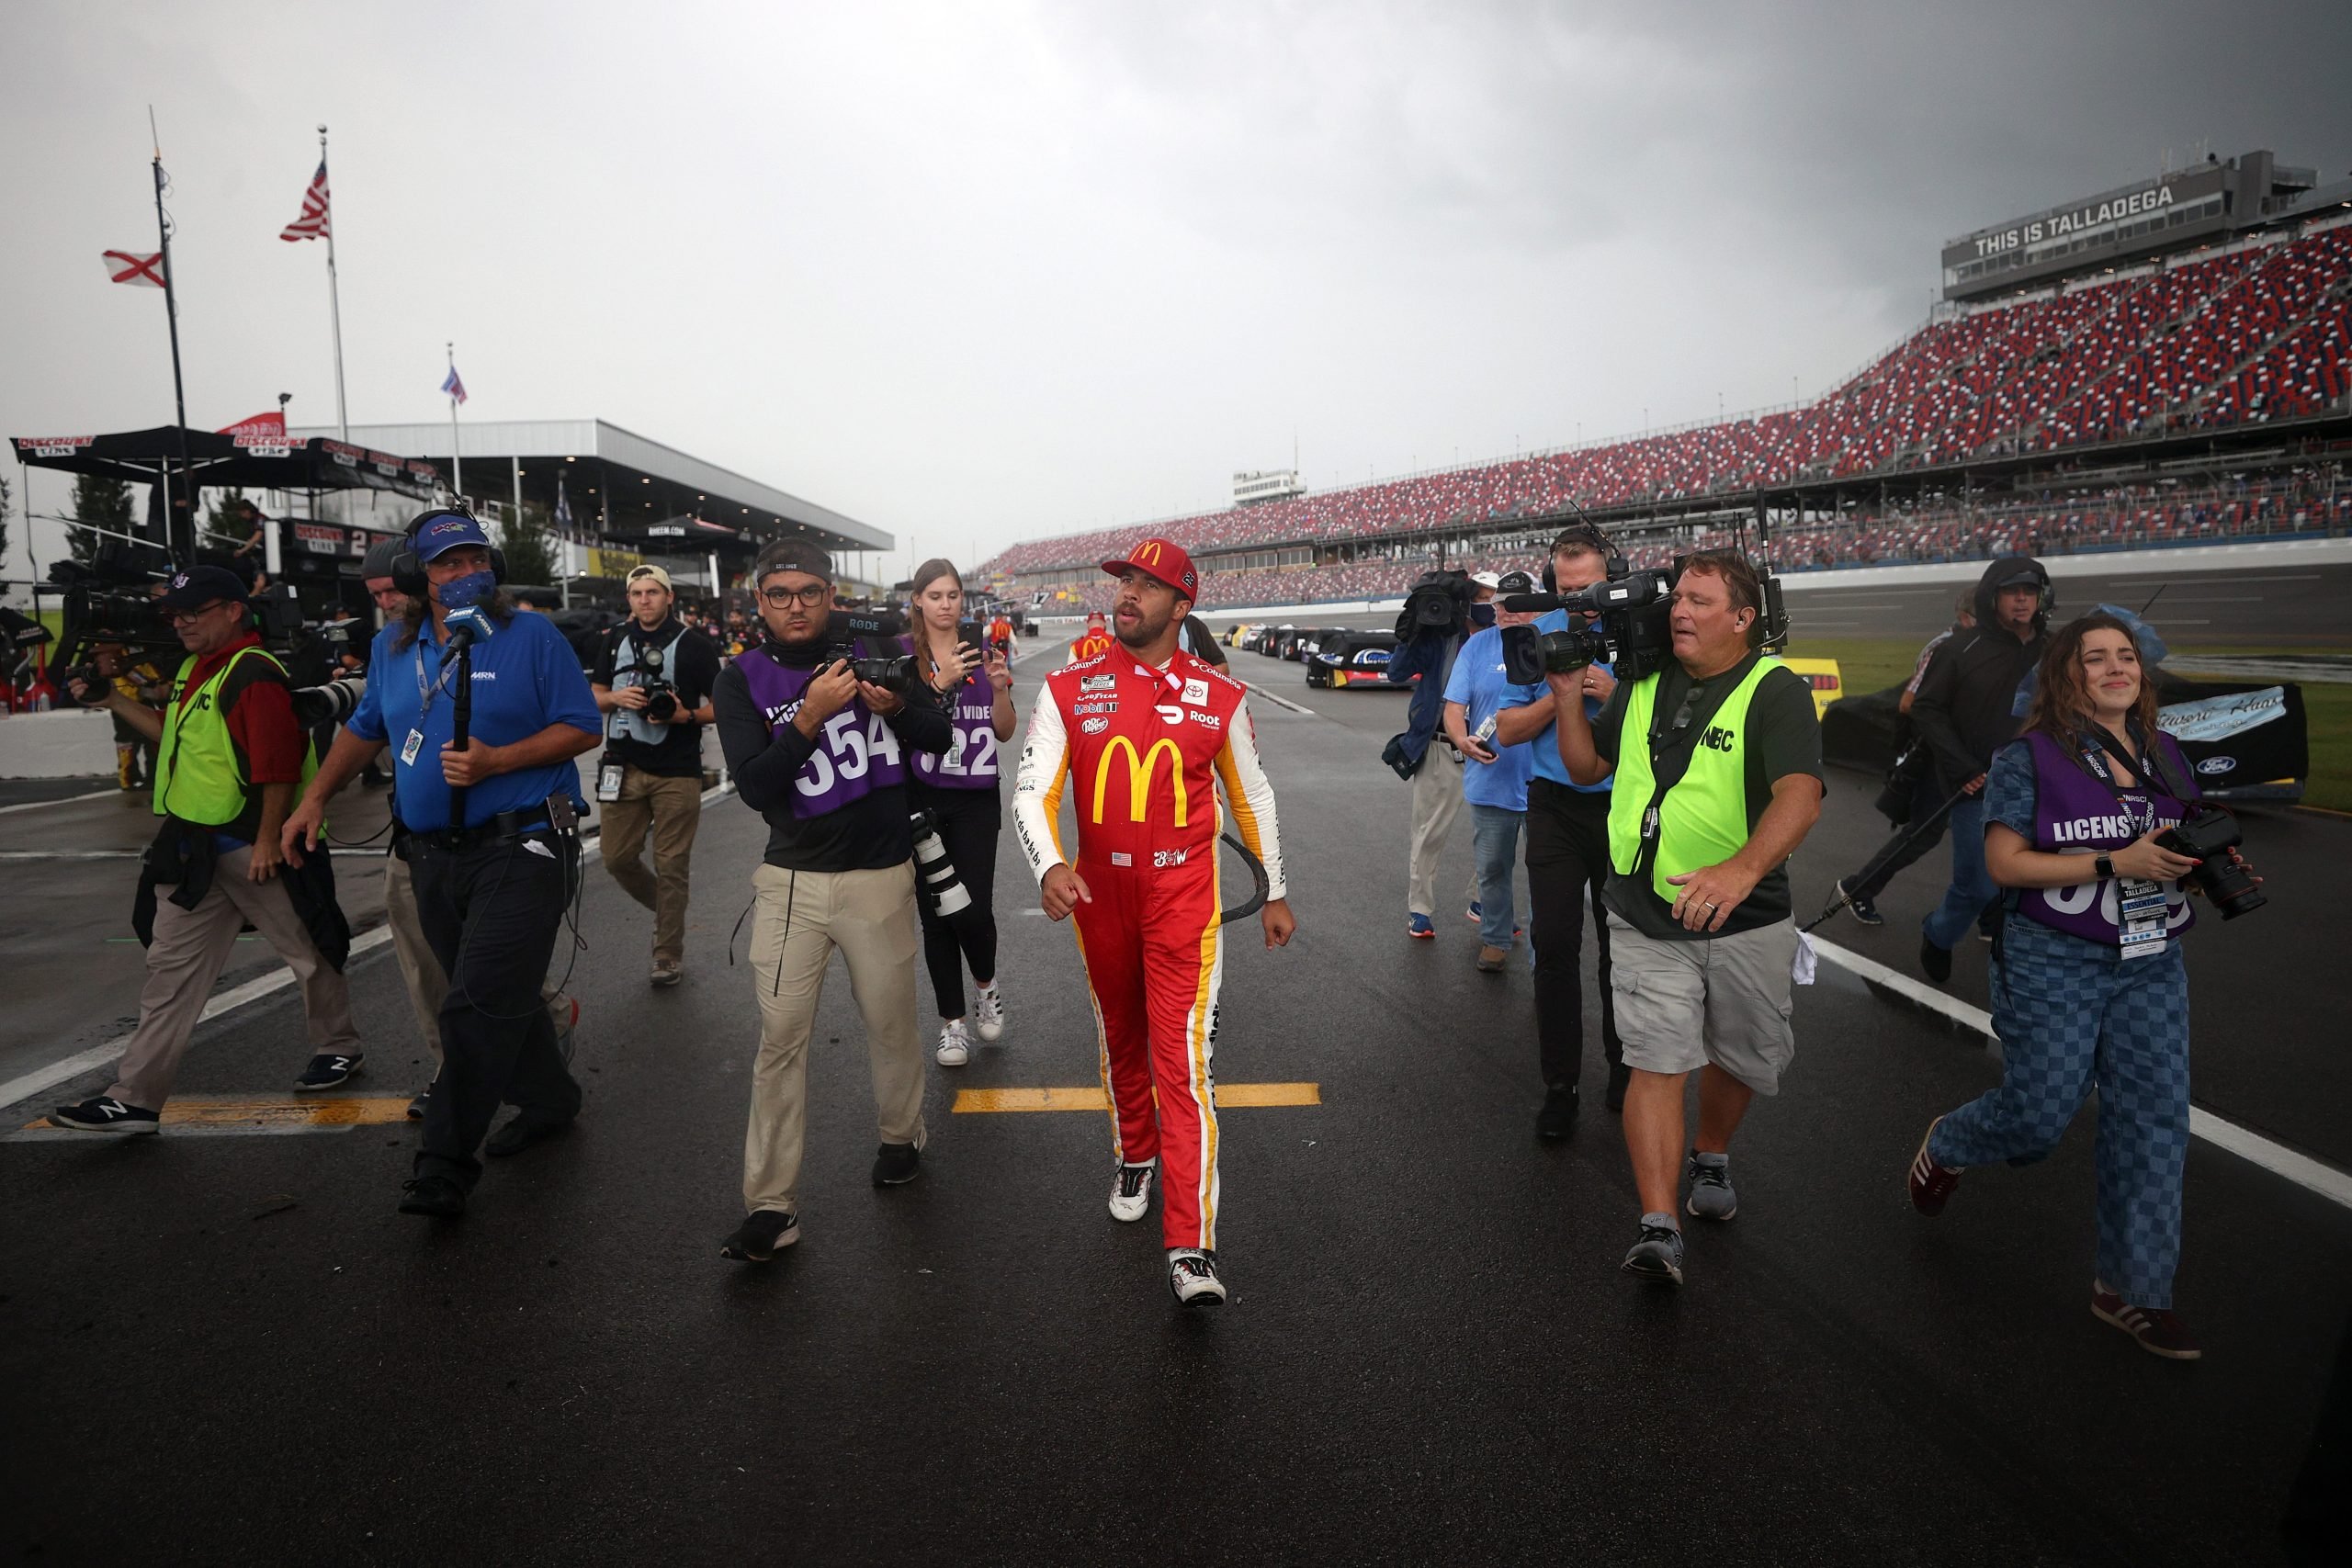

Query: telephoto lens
[910,808,972,916]
[290,678,364,728]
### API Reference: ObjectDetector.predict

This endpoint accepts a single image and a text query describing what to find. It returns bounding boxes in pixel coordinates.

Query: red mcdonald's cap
[1101,536,1199,599]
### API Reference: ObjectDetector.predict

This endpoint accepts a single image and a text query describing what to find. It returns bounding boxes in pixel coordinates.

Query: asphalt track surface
[5,656,2348,1565]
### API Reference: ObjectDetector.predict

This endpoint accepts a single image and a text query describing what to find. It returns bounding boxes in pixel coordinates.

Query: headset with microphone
[388,505,508,598]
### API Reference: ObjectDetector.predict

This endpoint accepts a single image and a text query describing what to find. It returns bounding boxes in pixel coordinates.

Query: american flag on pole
[441,364,468,405]
[278,161,331,242]
[102,249,166,287]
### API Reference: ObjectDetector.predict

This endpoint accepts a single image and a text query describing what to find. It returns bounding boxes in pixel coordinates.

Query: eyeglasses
[761,583,830,608]
[165,602,230,626]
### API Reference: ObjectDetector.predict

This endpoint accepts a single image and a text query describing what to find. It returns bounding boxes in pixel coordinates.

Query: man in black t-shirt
[590,564,723,986]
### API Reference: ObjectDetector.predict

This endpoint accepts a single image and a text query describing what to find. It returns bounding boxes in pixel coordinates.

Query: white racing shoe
[1108,1161,1156,1223]
[935,1018,972,1067]
[973,984,1005,1043]
[1168,1247,1227,1308]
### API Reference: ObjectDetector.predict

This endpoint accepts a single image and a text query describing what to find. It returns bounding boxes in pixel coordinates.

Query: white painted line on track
[1243,682,1316,716]
[1809,935,2352,1212]
[0,788,120,817]
[0,781,734,1116]
[0,850,144,861]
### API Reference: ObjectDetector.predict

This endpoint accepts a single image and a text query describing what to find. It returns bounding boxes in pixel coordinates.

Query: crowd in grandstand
[989,216,2352,612]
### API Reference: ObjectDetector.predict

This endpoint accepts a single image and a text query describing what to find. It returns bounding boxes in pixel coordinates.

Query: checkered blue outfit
[1925,746,2193,1308]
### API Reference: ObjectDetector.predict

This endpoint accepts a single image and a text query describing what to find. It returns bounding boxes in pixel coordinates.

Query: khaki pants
[1407,746,1472,919]
[382,847,571,1063]
[108,843,359,1110]
[600,767,703,966]
[741,861,925,1215]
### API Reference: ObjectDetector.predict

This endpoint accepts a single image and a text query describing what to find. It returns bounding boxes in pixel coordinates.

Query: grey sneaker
[1621,1213,1685,1285]
[1686,1151,1737,1221]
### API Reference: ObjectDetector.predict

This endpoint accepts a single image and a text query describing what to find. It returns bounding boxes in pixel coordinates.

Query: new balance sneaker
[1407,913,1436,940]
[397,1174,467,1217]
[720,1210,800,1262]
[293,1053,363,1091]
[1908,1117,1963,1216]
[1169,1247,1227,1307]
[2092,1287,2202,1360]
[872,1140,922,1186]
[47,1097,159,1134]
[1836,876,1883,926]
[935,1018,972,1068]
[973,984,1005,1043]
[1108,1161,1156,1223]
[1686,1150,1737,1221]
[1621,1213,1685,1285]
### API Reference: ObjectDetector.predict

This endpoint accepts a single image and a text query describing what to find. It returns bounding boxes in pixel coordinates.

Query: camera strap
[2075,726,2177,958]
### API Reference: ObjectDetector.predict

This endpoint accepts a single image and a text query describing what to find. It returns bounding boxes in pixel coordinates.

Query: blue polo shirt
[348,609,601,830]
[1502,609,1613,794]
[1442,626,1536,811]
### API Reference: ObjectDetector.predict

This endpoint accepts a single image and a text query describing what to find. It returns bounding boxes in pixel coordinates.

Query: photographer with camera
[711,540,953,1261]
[590,563,721,987]
[906,558,1016,1066]
[1443,570,1542,976]
[1385,568,1495,939]
[1546,551,1824,1286]
[1496,526,1628,1136]
[1912,557,2052,983]
[282,513,603,1218]
[1837,591,1976,925]
[1906,614,2260,1361]
[47,566,362,1134]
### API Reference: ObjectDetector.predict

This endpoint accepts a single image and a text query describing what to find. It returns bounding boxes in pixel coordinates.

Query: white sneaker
[1108,1160,1156,1223]
[973,984,1004,1043]
[935,1018,971,1067]
[1168,1247,1227,1308]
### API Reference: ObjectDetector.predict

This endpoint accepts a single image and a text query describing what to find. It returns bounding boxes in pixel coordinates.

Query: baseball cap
[752,539,833,584]
[156,565,251,611]
[411,512,493,562]
[1469,570,1503,591]
[625,563,673,592]
[1496,569,1536,595]
[1100,536,1200,600]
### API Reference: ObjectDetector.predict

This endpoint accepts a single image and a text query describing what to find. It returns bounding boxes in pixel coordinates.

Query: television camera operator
[1384,568,1496,940]
[591,563,722,987]
[1544,550,1824,1287]
[46,566,363,1134]
[710,540,952,1263]
[281,513,603,1219]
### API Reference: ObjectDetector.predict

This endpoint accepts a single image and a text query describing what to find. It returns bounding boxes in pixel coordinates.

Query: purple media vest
[734,647,909,819]
[909,660,1001,790]
[2012,728,2198,945]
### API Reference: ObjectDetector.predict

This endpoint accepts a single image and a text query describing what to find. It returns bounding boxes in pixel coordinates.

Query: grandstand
[988,149,2352,615]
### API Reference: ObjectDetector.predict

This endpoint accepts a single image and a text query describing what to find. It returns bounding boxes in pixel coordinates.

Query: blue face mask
[438,570,497,611]
[1468,602,1497,629]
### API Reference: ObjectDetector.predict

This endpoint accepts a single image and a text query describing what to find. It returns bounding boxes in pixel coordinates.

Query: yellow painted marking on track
[953,1082,1319,1113]
[21,1094,413,1132]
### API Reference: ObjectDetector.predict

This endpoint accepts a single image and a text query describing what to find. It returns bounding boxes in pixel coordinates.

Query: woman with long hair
[1905,613,2256,1360]
[906,559,1016,1066]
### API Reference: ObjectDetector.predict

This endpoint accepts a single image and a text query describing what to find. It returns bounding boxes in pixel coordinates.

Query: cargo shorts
[1606,913,1798,1094]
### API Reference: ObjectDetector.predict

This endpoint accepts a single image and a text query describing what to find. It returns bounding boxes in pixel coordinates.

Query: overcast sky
[5,0,2347,586]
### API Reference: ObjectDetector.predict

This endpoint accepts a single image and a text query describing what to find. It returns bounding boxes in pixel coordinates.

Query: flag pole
[447,342,463,501]
[149,107,195,562]
[320,125,349,443]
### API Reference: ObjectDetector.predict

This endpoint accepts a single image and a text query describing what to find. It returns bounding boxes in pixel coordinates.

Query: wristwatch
[2094,852,2115,881]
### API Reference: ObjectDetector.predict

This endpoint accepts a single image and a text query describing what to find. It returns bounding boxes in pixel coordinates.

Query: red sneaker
[2092,1289,2202,1360]
[1908,1117,1962,1216]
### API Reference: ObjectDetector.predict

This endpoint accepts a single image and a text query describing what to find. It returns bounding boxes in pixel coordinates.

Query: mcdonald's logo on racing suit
[1012,647,1286,1253]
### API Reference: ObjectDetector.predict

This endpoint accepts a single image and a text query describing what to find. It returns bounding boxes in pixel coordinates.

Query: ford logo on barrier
[2195,755,2235,775]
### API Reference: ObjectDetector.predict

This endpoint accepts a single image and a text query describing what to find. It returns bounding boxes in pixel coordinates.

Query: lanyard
[2078,729,2163,837]
[413,636,458,723]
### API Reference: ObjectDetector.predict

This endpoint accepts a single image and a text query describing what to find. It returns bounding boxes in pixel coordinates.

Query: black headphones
[389,507,508,597]
[1541,522,1617,593]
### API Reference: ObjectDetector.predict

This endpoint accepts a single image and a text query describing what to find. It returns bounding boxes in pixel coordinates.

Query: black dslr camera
[2156,807,2266,920]
[1498,563,1680,684]
[1397,570,1474,637]
[828,606,921,695]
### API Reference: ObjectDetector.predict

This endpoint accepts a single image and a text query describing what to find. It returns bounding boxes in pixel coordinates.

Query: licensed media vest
[1607,657,1781,902]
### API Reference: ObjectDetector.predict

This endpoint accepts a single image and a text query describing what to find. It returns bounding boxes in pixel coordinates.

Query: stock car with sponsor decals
[1306,630,1412,689]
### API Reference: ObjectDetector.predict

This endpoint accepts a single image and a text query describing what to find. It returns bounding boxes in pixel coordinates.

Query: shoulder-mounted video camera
[1397,569,1474,639]
[1498,550,1789,686]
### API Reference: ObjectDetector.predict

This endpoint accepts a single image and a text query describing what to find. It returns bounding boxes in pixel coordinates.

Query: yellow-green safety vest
[153,647,317,830]
[1607,657,1782,903]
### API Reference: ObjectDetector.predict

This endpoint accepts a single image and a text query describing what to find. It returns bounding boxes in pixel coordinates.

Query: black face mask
[1468,603,1497,629]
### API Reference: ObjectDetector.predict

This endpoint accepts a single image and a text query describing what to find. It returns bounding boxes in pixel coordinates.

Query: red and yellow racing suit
[1066,628,1114,666]
[1013,647,1285,1252]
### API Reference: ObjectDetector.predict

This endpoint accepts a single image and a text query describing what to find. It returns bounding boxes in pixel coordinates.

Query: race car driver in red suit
[1013,537,1295,1308]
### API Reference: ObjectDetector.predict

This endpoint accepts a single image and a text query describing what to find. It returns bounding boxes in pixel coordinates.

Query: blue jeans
[1469,804,1523,949]
[1922,795,1999,951]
